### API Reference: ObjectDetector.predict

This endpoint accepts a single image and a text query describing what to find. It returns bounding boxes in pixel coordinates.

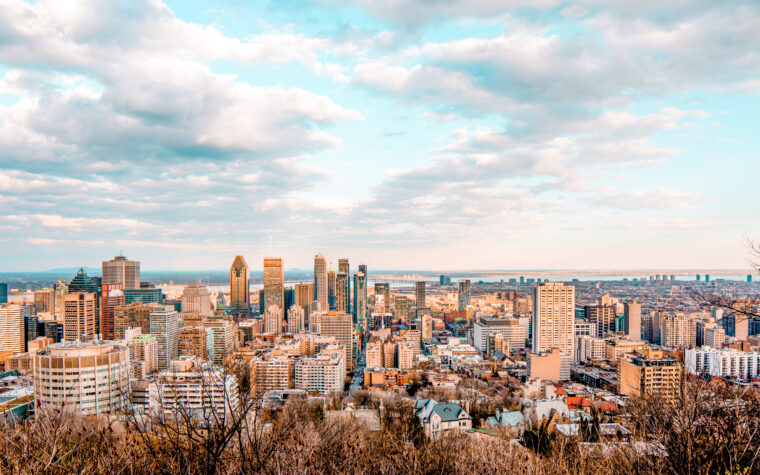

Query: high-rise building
[338,258,350,312]
[415,281,426,310]
[421,313,433,340]
[34,340,130,415]
[251,356,290,396]
[181,283,212,316]
[264,305,282,334]
[64,292,97,342]
[353,272,367,330]
[623,300,642,341]
[335,272,349,312]
[328,269,336,310]
[178,326,209,361]
[153,358,239,417]
[358,264,367,275]
[230,255,250,317]
[314,253,329,312]
[439,275,451,286]
[288,305,305,334]
[473,317,527,353]
[532,282,575,380]
[295,283,314,312]
[0,304,25,353]
[68,268,99,294]
[128,334,159,378]
[0,283,7,304]
[124,288,163,305]
[660,313,691,349]
[102,254,140,290]
[585,305,616,338]
[619,351,684,402]
[375,283,390,313]
[150,305,179,370]
[114,302,153,339]
[100,283,125,340]
[205,319,236,366]
[294,351,345,395]
[458,280,471,311]
[394,296,410,320]
[34,289,54,315]
[319,311,353,371]
[264,257,285,319]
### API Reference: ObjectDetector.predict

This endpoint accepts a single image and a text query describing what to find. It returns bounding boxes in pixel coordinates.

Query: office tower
[405,322,421,353]
[375,283,390,313]
[747,274,753,283]
[585,304,616,338]
[102,254,140,290]
[623,300,642,341]
[421,313,433,340]
[353,272,367,330]
[114,302,152,339]
[642,311,661,344]
[205,319,236,366]
[335,272,349,312]
[25,314,39,350]
[319,311,353,371]
[294,351,345,395]
[230,255,251,317]
[338,258,350,312]
[532,282,575,380]
[0,283,7,304]
[64,292,97,342]
[415,281,426,310]
[178,327,209,360]
[619,351,684,402]
[394,296,410,320]
[288,305,305,333]
[263,257,285,320]
[458,280,471,311]
[34,340,130,415]
[124,287,163,305]
[100,283,125,340]
[264,305,282,334]
[68,268,99,294]
[359,264,367,275]
[0,304,25,353]
[705,274,710,283]
[314,253,329,312]
[150,305,180,370]
[439,275,447,286]
[52,282,67,321]
[295,283,314,312]
[180,283,212,316]
[34,288,54,315]
[328,269,336,310]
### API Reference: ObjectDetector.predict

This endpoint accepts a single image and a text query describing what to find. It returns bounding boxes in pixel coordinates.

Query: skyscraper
[623,300,642,341]
[0,283,7,304]
[181,283,212,316]
[585,304,616,338]
[230,255,250,317]
[532,282,575,380]
[415,281,426,309]
[320,311,353,371]
[339,258,350,312]
[328,269,337,310]
[263,257,284,318]
[375,283,390,313]
[0,304,24,353]
[335,272,349,312]
[314,253,328,312]
[458,280,471,311]
[295,283,314,314]
[68,268,99,294]
[102,254,140,290]
[100,283,125,340]
[64,292,97,342]
[353,272,367,329]
[264,305,282,334]
[150,305,179,370]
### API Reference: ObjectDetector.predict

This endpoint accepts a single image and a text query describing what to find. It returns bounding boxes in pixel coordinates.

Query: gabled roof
[231,255,248,270]
[430,403,471,422]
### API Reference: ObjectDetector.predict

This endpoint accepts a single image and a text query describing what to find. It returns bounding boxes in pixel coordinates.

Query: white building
[473,317,526,353]
[0,304,25,353]
[150,357,240,418]
[533,282,575,380]
[575,335,606,363]
[685,347,760,381]
[294,351,345,394]
[34,340,130,415]
[149,305,179,370]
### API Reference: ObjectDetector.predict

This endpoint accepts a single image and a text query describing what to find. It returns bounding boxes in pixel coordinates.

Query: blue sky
[1,0,759,271]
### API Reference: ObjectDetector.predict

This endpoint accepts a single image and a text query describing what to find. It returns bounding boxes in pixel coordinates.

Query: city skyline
[2,0,760,271]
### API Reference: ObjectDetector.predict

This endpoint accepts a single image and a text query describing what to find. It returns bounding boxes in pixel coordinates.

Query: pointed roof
[231,255,248,270]
[68,268,99,293]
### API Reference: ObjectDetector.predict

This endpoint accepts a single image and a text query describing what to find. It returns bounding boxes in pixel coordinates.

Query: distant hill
[45,267,101,275]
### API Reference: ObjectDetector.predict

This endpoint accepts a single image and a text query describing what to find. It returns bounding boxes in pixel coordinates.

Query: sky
[1,0,759,272]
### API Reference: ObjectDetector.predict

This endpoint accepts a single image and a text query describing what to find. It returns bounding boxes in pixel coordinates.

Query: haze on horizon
[1,0,759,271]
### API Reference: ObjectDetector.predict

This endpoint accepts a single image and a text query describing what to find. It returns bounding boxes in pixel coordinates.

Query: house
[485,409,524,436]
[413,398,472,439]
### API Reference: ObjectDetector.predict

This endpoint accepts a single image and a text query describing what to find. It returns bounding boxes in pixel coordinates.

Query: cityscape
[2,0,760,473]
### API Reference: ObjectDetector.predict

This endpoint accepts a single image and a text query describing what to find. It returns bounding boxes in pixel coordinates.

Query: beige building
[251,356,291,396]
[705,326,726,348]
[397,342,415,370]
[129,334,159,378]
[178,326,209,360]
[605,337,647,361]
[532,282,575,380]
[294,283,314,316]
[34,340,130,415]
[294,350,344,394]
[114,302,153,340]
[527,349,561,382]
[366,337,383,368]
[230,255,250,317]
[181,283,212,316]
[0,304,25,353]
[102,255,140,290]
[319,311,353,371]
[205,319,236,366]
[64,293,97,342]
[619,352,684,402]
[264,305,282,334]
[660,312,692,349]
[263,257,285,317]
[421,313,433,341]
[623,300,642,341]
[34,289,54,315]
[288,305,305,334]
[313,253,329,312]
